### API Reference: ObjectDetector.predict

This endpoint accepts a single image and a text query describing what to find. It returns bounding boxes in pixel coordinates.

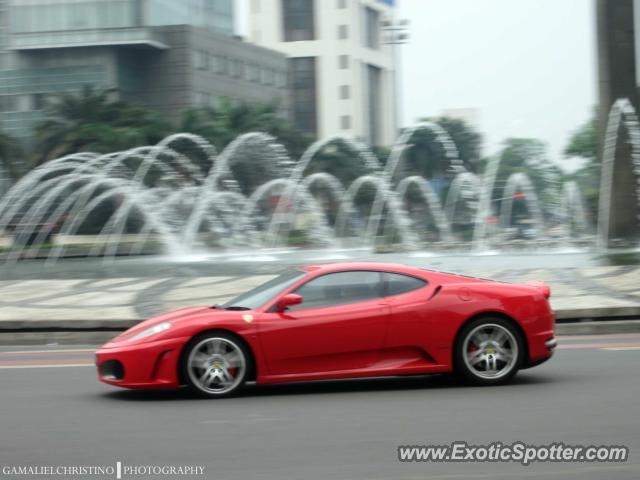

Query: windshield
[219,268,307,310]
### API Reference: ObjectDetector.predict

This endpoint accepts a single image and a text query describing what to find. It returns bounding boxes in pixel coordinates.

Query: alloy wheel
[187,337,247,395]
[462,323,518,380]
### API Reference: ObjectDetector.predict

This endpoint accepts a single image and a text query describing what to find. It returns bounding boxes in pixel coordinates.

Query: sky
[236,0,597,171]
[396,0,597,169]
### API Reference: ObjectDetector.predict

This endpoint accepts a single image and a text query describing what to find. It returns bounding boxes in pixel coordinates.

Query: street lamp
[383,18,409,136]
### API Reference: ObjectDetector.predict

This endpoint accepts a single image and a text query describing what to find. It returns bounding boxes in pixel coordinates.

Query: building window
[261,67,275,85]
[338,54,349,69]
[210,54,219,73]
[16,95,31,112]
[341,115,351,130]
[289,57,317,135]
[193,50,208,70]
[276,71,288,88]
[248,64,260,82]
[337,0,347,8]
[217,56,228,74]
[364,7,380,49]
[366,64,381,145]
[33,93,46,110]
[0,96,17,112]
[0,95,16,112]
[193,92,210,107]
[339,85,350,99]
[282,0,315,41]
[232,59,243,78]
[338,24,348,39]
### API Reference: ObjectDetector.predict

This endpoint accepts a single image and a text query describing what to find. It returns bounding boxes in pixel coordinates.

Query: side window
[384,273,427,297]
[291,271,383,310]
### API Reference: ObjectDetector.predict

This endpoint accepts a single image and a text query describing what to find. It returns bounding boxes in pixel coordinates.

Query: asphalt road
[0,335,639,480]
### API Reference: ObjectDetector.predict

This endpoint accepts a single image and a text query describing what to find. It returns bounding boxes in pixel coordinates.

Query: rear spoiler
[525,281,551,299]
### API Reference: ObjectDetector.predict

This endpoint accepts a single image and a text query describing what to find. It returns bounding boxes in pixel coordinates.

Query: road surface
[1,334,639,479]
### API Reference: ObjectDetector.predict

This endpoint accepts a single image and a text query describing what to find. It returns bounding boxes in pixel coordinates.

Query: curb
[2,320,640,345]
[0,331,119,346]
[2,306,640,330]
[555,320,640,335]
[2,319,640,346]
[554,306,640,320]
[0,319,139,330]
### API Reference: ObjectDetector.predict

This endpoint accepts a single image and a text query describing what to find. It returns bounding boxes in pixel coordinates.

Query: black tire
[180,332,253,398]
[454,316,524,386]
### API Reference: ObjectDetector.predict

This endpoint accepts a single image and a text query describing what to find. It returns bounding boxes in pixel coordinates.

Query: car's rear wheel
[455,317,524,385]
[181,333,251,398]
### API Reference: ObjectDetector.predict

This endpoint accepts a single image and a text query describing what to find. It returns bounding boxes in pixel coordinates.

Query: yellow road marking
[0,364,94,369]
[0,348,95,355]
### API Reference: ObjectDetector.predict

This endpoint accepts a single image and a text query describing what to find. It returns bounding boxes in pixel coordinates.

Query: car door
[380,272,437,367]
[258,270,390,376]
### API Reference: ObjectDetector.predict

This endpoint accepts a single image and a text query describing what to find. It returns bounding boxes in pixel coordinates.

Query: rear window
[384,272,427,296]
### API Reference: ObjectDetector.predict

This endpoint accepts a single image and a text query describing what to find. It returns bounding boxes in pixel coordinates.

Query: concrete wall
[596,0,640,244]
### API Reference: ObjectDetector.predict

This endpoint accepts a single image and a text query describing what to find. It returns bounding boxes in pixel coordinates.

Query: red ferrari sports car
[95,262,556,397]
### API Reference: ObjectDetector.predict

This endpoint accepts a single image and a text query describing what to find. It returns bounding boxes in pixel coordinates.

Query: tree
[382,116,483,205]
[563,113,599,219]
[564,116,597,161]
[180,99,314,193]
[405,116,483,178]
[0,130,24,180]
[33,86,173,165]
[494,138,563,219]
[431,116,483,168]
[181,99,311,159]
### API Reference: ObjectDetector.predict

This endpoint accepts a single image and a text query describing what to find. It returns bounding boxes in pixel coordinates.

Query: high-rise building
[0,0,288,146]
[248,0,398,146]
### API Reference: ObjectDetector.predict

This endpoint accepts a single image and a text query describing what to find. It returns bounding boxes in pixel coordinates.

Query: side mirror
[276,293,303,312]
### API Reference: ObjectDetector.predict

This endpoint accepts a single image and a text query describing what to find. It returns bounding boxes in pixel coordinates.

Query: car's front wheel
[455,317,524,385]
[181,333,251,398]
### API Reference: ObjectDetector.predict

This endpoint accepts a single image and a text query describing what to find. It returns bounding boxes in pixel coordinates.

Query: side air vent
[428,285,442,300]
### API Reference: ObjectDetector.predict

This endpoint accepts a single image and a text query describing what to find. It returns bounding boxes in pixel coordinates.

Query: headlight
[129,322,171,342]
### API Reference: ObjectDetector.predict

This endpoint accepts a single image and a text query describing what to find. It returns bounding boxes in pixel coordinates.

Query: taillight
[541,285,551,299]
[526,280,551,299]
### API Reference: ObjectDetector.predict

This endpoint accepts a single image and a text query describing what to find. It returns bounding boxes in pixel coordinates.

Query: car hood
[100,306,254,347]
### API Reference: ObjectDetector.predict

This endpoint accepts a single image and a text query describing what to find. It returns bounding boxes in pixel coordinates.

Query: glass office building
[148,0,233,35]
[0,0,286,149]
[8,0,232,35]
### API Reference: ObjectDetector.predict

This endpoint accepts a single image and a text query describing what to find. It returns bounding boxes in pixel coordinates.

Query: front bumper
[95,336,189,389]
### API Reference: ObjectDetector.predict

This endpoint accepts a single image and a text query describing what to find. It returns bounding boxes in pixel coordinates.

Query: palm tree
[180,99,313,192]
[33,86,173,165]
[181,98,312,158]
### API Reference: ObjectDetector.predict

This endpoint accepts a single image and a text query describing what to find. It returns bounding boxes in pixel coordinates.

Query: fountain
[0,166,10,199]
[558,181,591,239]
[498,172,545,235]
[1,101,636,264]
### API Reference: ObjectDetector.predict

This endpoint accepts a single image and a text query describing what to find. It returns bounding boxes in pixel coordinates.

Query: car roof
[299,262,492,284]
[301,262,421,274]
